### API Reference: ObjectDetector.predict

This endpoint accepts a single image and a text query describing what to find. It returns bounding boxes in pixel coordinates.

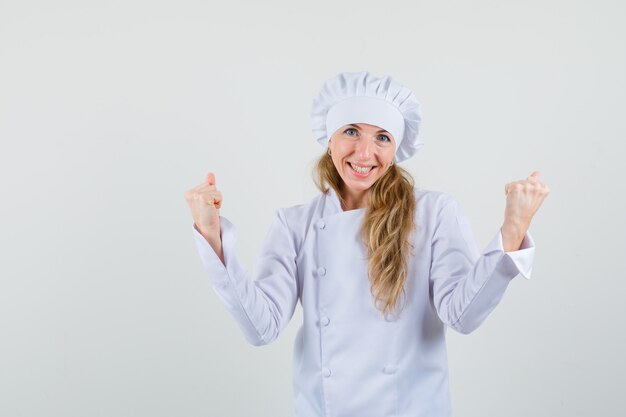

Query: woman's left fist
[503,171,550,231]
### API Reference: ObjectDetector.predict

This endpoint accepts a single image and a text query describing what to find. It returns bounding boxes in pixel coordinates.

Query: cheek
[376,147,392,162]
[331,155,344,172]
[333,144,353,159]
[384,148,396,162]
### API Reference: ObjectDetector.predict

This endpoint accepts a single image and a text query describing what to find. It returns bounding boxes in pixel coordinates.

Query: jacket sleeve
[429,195,536,335]
[191,209,299,346]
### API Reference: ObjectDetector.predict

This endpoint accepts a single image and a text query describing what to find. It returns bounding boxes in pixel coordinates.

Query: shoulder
[278,192,323,227]
[413,187,459,212]
[412,187,468,231]
[272,193,325,251]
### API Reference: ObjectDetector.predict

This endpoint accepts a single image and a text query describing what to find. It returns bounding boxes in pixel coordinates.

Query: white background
[1,0,624,416]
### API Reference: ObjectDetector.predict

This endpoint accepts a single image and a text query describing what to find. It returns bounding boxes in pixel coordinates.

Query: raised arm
[185,173,299,346]
[429,195,536,335]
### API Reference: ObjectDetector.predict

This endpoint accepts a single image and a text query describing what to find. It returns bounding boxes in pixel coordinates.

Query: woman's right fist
[184,172,222,240]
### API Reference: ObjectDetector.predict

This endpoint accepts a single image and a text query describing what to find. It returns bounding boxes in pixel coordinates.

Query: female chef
[184,71,549,417]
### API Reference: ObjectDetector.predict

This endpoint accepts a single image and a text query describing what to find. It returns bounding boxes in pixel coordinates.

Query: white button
[320,316,330,326]
[316,266,326,276]
[316,219,325,229]
[322,367,332,377]
[383,365,397,374]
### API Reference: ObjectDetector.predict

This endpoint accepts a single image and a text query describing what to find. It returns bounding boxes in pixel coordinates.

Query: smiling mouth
[348,162,376,174]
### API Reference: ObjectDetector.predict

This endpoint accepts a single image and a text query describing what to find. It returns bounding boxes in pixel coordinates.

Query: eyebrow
[347,124,390,134]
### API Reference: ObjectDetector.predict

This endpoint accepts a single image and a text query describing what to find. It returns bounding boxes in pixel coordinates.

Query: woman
[184,71,549,417]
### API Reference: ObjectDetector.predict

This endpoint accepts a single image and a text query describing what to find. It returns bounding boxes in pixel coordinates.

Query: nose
[355,136,373,160]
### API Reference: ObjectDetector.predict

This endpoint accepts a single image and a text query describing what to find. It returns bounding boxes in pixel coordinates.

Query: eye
[344,128,358,136]
[378,134,391,142]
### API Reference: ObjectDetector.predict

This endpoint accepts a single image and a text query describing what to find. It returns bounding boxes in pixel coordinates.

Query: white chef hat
[311,71,423,163]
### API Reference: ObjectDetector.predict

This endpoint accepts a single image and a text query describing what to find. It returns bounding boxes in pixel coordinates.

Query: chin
[343,179,374,192]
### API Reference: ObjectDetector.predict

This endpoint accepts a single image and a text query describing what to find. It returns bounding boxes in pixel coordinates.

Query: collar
[325,187,366,215]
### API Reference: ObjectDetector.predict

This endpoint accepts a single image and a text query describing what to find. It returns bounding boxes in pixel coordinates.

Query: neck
[340,187,368,211]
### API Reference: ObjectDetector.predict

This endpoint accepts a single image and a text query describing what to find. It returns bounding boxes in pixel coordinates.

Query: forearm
[195,223,225,265]
[191,214,298,346]
[501,222,528,252]
[206,235,225,265]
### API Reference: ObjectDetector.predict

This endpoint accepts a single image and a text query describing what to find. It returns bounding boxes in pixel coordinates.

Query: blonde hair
[312,152,417,318]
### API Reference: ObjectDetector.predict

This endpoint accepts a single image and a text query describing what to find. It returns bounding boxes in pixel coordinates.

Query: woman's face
[328,122,396,194]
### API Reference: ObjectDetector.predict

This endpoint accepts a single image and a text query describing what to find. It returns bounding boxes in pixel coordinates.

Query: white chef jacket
[192,187,535,417]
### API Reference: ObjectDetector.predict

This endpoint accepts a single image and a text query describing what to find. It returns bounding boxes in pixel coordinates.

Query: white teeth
[349,162,372,174]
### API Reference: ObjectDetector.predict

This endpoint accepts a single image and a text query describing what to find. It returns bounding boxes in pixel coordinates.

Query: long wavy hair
[312,152,417,318]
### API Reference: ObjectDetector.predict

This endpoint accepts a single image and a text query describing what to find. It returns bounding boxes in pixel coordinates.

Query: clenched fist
[184,172,223,243]
[501,171,550,251]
